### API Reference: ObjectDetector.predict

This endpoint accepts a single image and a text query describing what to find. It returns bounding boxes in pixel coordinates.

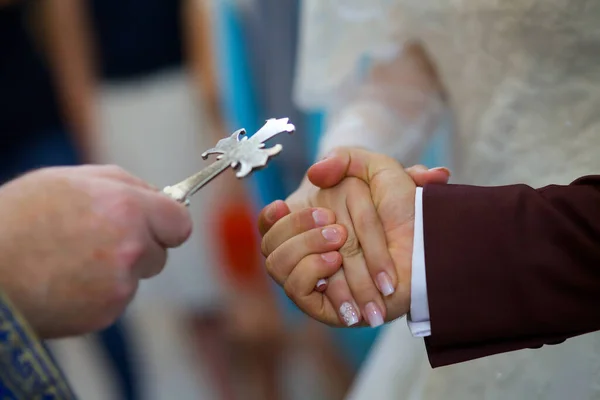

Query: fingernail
[321,227,341,242]
[265,203,277,222]
[365,302,384,328]
[312,209,330,226]
[316,279,328,290]
[376,272,395,296]
[316,151,335,163]
[321,252,338,263]
[430,167,451,175]
[340,302,360,326]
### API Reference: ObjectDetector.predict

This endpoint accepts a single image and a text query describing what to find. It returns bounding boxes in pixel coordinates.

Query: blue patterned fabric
[0,292,75,399]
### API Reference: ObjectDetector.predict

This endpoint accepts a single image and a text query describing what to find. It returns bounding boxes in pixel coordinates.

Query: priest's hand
[0,165,191,338]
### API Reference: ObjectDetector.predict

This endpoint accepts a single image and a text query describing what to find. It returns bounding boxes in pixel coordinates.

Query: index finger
[261,207,336,258]
[257,200,291,236]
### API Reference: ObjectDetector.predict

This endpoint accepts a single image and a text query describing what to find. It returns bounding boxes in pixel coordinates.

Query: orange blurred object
[216,201,263,285]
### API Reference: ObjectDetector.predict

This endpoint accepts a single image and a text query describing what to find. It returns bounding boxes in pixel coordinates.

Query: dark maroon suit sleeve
[421,175,600,368]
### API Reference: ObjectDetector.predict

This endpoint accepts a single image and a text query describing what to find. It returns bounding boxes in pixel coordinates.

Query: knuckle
[289,209,313,234]
[111,279,138,306]
[302,228,329,252]
[260,237,270,258]
[304,293,332,325]
[340,234,362,259]
[110,191,141,221]
[291,210,305,228]
[354,281,381,302]
[356,209,380,229]
[316,298,332,324]
[264,253,276,277]
[115,240,145,270]
[265,251,289,286]
[339,177,362,191]
[283,279,298,303]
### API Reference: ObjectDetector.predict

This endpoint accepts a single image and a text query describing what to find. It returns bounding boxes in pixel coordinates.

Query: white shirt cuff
[407,187,432,337]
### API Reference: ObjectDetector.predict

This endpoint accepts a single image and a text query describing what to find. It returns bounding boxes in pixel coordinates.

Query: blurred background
[0,0,450,399]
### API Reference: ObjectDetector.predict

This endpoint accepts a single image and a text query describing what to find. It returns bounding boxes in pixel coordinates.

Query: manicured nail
[312,209,330,226]
[339,302,360,326]
[320,252,338,263]
[316,279,328,290]
[321,227,341,242]
[365,302,384,328]
[376,272,395,296]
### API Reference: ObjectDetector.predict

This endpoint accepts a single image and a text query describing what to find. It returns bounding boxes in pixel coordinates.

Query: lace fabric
[296,0,600,185]
[296,0,600,398]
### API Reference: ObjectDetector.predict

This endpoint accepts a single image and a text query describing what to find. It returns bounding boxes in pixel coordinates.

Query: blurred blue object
[213,0,382,370]
[213,0,453,371]
[213,0,283,207]
[0,130,79,183]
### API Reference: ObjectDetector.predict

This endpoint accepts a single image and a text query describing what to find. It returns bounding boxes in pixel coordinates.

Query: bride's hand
[258,153,450,327]
[260,176,390,327]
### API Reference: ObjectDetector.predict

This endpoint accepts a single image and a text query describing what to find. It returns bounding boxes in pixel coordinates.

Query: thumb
[308,148,451,189]
[307,147,408,189]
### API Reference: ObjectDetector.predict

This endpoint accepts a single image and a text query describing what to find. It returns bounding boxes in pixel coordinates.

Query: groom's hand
[308,148,451,321]
[306,148,450,319]
[259,149,450,325]
[308,148,450,190]
[309,148,421,319]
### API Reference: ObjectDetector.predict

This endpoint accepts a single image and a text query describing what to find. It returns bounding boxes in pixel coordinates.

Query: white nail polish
[312,209,329,226]
[340,302,359,326]
[316,279,327,289]
[376,272,395,296]
[365,302,384,328]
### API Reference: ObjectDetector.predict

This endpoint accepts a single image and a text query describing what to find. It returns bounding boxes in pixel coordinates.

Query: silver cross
[162,118,295,205]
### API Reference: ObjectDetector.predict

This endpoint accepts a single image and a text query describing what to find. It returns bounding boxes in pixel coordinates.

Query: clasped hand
[258,148,450,328]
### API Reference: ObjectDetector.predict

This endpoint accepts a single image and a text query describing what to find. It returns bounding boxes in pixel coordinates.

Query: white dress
[295,0,600,398]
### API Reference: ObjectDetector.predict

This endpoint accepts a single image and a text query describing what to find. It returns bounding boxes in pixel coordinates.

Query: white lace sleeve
[293,0,402,111]
[316,86,446,165]
[294,0,447,163]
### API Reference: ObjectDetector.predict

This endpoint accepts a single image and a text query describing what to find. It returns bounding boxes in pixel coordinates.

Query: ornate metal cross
[162,118,295,205]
